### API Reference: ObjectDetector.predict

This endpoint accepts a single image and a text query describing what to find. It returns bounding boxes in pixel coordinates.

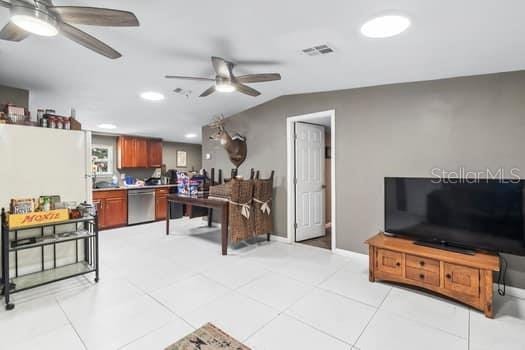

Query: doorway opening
[286,110,335,251]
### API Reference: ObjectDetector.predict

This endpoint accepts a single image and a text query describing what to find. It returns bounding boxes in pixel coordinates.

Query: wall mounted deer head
[209,116,247,168]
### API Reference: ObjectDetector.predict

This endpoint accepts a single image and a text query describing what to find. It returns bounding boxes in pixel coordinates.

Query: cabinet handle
[419,274,425,279]
[396,262,401,267]
[446,274,452,279]
[419,261,425,266]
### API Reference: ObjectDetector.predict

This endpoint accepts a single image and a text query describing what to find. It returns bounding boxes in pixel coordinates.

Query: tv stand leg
[482,270,494,318]
[369,246,376,282]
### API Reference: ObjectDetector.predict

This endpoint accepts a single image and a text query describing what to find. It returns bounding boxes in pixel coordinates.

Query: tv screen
[384,177,525,255]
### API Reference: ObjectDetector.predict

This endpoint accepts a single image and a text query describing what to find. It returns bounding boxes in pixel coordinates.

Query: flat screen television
[384,177,525,255]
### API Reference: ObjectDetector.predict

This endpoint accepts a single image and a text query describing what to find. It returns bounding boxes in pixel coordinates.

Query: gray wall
[92,134,202,180]
[202,71,525,288]
[0,84,29,108]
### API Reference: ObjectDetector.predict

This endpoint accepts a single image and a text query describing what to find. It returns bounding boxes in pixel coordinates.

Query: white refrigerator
[0,124,93,275]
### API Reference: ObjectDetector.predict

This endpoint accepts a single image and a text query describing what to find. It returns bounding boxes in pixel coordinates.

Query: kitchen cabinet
[155,187,168,220]
[134,138,149,168]
[148,139,163,168]
[93,190,127,229]
[117,136,162,169]
[117,136,134,169]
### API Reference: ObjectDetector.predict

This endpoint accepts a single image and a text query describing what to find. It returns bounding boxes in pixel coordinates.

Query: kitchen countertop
[92,184,177,192]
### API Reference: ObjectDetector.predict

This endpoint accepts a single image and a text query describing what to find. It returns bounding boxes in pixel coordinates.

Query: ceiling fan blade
[0,1,11,9]
[0,22,29,42]
[211,56,232,78]
[59,22,121,59]
[165,75,214,81]
[48,6,139,27]
[199,86,216,97]
[234,83,261,97]
[236,73,281,84]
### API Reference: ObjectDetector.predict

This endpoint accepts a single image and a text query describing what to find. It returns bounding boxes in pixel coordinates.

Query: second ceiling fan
[165,56,281,97]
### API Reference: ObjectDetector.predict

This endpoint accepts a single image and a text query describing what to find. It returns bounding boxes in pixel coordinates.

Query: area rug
[165,323,251,350]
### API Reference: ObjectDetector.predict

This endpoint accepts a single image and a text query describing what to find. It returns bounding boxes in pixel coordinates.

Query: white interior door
[295,122,325,241]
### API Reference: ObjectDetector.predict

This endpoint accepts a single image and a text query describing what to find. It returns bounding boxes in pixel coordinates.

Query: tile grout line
[468,309,471,350]
[55,296,89,350]
[351,286,393,348]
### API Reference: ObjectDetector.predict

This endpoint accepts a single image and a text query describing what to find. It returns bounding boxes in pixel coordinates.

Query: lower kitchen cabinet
[93,190,128,230]
[155,188,168,220]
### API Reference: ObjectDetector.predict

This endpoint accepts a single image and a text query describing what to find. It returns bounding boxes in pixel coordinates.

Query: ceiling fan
[165,56,281,97]
[0,0,139,59]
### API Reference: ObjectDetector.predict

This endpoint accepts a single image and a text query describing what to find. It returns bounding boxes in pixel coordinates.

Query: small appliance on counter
[145,177,162,186]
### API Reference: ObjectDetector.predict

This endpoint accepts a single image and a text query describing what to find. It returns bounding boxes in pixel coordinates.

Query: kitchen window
[92,144,113,176]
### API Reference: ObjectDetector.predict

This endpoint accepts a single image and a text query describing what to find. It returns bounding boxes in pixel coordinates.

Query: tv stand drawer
[406,254,440,273]
[405,266,440,286]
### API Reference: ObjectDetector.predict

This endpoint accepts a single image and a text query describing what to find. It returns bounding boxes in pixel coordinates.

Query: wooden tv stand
[366,233,500,318]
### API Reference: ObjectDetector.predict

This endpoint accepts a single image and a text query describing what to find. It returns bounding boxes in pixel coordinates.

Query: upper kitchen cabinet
[148,139,163,168]
[117,136,162,169]
[134,137,149,168]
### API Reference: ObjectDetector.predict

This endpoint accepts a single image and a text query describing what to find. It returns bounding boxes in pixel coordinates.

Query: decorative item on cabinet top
[117,135,163,169]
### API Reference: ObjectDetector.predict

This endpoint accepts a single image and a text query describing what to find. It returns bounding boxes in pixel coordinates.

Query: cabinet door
[155,195,167,220]
[93,199,106,229]
[134,138,149,168]
[117,136,135,169]
[104,197,128,228]
[148,140,163,168]
[376,249,403,276]
[444,263,480,297]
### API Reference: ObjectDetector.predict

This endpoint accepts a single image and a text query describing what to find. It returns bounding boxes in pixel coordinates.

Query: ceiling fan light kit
[215,81,236,93]
[10,5,58,36]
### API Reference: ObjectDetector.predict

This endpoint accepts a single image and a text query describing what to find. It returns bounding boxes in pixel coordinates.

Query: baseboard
[498,285,525,300]
[270,234,290,243]
[334,248,367,259]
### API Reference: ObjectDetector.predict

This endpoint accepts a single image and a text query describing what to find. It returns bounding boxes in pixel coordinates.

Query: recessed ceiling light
[185,133,197,139]
[215,82,236,93]
[140,91,165,101]
[360,15,411,38]
[98,123,117,130]
[10,6,58,37]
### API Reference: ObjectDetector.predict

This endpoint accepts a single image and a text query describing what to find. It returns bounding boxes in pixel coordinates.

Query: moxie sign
[8,209,69,228]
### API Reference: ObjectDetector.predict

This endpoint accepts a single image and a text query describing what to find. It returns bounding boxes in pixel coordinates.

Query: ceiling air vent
[301,44,334,56]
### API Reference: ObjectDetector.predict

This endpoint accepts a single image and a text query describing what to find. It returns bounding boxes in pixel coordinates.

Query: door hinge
[294,223,298,229]
[294,178,297,185]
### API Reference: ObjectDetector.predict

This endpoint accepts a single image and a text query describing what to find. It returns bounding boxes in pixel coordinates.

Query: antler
[208,114,225,129]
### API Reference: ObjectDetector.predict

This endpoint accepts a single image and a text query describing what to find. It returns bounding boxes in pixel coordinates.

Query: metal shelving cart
[0,208,99,310]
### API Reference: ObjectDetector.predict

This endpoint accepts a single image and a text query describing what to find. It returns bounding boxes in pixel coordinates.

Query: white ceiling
[1,0,525,143]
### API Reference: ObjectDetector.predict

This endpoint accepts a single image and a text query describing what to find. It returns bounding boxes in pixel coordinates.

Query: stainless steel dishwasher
[128,188,155,225]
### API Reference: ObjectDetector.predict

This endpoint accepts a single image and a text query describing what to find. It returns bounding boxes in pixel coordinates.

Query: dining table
[166,193,230,255]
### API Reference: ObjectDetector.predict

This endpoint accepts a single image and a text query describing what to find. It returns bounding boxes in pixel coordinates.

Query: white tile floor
[1,218,525,350]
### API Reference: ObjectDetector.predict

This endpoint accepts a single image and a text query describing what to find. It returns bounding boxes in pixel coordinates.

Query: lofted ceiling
[1,0,525,143]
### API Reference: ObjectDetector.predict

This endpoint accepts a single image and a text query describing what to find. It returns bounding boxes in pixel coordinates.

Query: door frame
[286,109,336,251]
